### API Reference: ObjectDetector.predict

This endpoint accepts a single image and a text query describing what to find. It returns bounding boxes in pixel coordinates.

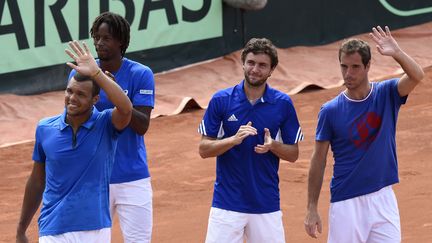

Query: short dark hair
[72,72,100,97]
[90,12,130,57]
[241,38,278,69]
[339,38,371,67]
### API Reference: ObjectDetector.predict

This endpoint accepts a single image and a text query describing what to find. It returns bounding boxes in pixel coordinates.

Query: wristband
[91,69,101,79]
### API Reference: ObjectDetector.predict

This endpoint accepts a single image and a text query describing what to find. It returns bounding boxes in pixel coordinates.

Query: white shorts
[110,177,153,243]
[328,186,401,243]
[39,228,110,243]
[205,207,285,243]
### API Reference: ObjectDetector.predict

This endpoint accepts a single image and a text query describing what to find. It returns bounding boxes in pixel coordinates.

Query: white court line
[0,139,34,148]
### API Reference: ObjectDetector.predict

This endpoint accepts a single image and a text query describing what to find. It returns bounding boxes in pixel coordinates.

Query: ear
[365,61,371,71]
[268,67,276,77]
[92,94,99,105]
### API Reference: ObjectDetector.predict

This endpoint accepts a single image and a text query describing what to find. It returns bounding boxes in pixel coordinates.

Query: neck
[100,57,123,73]
[345,81,371,100]
[244,82,266,101]
[66,111,92,132]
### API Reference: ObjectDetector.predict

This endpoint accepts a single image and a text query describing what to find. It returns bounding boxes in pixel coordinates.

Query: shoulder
[321,93,343,112]
[96,109,113,120]
[38,114,62,127]
[123,58,153,74]
[36,114,63,134]
[271,88,293,103]
[374,78,398,89]
[212,86,235,99]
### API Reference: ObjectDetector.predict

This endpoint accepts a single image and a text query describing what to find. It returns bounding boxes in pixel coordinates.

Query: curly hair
[90,12,130,57]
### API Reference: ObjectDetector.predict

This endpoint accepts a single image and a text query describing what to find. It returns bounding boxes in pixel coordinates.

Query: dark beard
[244,75,267,87]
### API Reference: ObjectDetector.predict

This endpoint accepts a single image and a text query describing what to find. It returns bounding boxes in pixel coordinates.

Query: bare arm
[65,41,132,130]
[254,128,299,162]
[369,26,424,97]
[304,140,330,239]
[129,106,152,135]
[16,162,46,243]
[199,121,257,158]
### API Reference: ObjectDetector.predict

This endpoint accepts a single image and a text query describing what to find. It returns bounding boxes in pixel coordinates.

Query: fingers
[73,40,85,56]
[384,25,392,36]
[68,41,82,57]
[65,62,78,70]
[304,221,320,238]
[264,128,270,136]
[83,42,90,54]
[369,32,379,43]
[254,144,269,153]
[64,49,77,61]
[105,71,116,81]
[304,212,322,239]
[377,25,386,36]
[237,129,257,139]
[305,226,318,238]
[371,25,391,39]
[240,121,257,135]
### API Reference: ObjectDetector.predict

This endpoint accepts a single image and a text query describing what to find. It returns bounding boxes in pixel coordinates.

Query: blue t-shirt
[33,107,119,236]
[69,58,155,183]
[198,81,304,213]
[316,79,406,203]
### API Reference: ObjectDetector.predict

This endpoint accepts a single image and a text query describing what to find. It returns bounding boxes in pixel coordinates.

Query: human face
[243,52,274,88]
[92,22,122,61]
[340,52,370,90]
[65,78,98,118]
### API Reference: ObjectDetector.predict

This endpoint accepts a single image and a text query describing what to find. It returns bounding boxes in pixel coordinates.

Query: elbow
[412,68,425,84]
[417,70,425,84]
[199,148,209,159]
[287,154,299,163]
[121,100,133,117]
[199,145,211,159]
[125,104,133,117]
[285,149,299,163]
[135,125,149,136]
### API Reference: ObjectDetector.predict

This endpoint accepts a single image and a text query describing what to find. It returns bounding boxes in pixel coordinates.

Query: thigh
[112,178,153,243]
[244,210,285,243]
[368,188,401,243]
[205,207,247,243]
[328,198,369,243]
[110,178,153,206]
[39,228,111,243]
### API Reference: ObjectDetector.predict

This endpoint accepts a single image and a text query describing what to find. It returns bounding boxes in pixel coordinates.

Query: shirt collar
[59,106,99,130]
[234,80,276,104]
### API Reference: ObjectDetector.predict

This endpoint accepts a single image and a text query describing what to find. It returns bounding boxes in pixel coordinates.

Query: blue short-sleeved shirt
[316,79,406,202]
[69,58,155,183]
[198,80,303,213]
[33,107,119,236]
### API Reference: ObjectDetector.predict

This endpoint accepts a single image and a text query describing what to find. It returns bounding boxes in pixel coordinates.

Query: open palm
[65,41,99,76]
[369,26,401,57]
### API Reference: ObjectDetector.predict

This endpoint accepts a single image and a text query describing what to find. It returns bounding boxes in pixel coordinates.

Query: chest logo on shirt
[349,112,382,150]
[227,114,238,122]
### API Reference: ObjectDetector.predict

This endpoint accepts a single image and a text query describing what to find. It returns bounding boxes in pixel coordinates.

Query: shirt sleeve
[131,67,155,108]
[389,78,407,105]
[316,104,333,141]
[280,101,303,144]
[32,125,46,163]
[199,96,224,138]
